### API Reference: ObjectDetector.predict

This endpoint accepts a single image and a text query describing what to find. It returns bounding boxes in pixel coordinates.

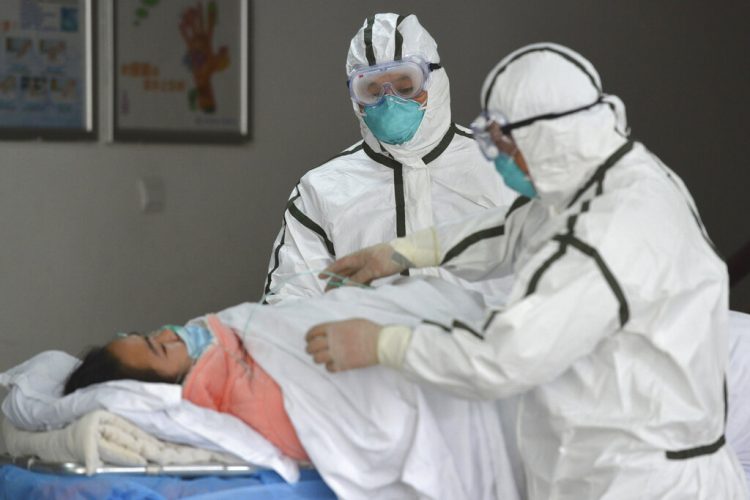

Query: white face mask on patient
[166,325,214,360]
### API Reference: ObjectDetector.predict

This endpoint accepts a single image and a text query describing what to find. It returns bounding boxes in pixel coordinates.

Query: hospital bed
[0,453,335,499]
[0,350,336,499]
[2,308,749,499]
[0,282,528,500]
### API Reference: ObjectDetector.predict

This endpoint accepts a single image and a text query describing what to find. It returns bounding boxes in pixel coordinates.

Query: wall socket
[137,176,165,214]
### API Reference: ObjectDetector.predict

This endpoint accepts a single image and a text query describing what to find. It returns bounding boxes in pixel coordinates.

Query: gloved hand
[320,243,411,290]
[305,319,382,372]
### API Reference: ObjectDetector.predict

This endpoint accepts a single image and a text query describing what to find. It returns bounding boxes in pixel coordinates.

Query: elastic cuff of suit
[377,325,413,368]
[389,227,440,268]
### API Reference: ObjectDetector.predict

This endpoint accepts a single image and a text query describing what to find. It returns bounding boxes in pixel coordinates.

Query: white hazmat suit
[377,43,748,499]
[263,13,516,304]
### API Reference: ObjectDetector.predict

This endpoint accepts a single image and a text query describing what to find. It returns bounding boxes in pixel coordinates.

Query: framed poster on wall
[0,0,95,140]
[113,0,250,143]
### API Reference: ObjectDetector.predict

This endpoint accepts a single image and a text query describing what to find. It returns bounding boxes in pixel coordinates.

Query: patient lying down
[65,315,309,461]
[59,277,520,500]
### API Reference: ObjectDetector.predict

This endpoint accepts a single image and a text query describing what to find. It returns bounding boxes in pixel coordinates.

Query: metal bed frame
[0,453,258,477]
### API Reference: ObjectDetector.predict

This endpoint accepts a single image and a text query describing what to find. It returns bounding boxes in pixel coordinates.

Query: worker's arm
[263,181,336,304]
[382,235,624,399]
[309,232,625,400]
[323,196,532,288]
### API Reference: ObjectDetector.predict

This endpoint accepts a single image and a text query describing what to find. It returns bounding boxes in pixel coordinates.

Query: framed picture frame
[0,0,96,140]
[112,0,250,143]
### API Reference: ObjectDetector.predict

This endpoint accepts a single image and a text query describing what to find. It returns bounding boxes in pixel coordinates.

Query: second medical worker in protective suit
[263,13,516,304]
[306,43,749,499]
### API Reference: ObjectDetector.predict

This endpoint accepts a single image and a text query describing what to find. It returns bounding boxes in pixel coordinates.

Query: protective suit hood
[347,14,451,167]
[481,42,630,208]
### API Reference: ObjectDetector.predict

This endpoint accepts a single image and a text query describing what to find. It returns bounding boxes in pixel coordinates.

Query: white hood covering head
[347,13,451,167]
[481,42,630,207]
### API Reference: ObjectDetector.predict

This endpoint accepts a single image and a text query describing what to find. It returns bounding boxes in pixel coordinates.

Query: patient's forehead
[108,336,158,370]
[107,332,190,379]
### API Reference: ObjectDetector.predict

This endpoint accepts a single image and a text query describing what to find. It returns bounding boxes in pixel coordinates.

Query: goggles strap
[501,97,603,134]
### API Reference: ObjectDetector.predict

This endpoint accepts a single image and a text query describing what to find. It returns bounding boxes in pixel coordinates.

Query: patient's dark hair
[63,345,173,396]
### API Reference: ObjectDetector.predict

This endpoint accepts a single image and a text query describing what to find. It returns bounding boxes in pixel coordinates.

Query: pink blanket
[182,315,309,461]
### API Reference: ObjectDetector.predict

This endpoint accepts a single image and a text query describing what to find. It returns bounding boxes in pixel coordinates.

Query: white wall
[1,0,748,371]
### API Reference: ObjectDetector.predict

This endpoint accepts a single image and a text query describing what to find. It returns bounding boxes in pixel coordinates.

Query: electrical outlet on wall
[137,176,165,214]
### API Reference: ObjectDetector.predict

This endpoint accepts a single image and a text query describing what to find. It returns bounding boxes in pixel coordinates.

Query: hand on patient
[305,319,382,372]
[321,243,412,290]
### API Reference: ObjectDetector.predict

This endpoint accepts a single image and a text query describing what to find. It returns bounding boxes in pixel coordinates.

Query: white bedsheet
[216,277,521,500]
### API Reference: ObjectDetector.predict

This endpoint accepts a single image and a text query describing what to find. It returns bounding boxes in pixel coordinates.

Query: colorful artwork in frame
[0,0,95,140]
[113,0,250,143]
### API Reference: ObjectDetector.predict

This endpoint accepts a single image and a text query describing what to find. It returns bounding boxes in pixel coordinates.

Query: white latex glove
[305,319,382,373]
[320,243,411,290]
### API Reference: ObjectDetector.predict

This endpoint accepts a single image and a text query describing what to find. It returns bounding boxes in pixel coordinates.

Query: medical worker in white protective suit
[306,43,749,499]
[263,13,516,304]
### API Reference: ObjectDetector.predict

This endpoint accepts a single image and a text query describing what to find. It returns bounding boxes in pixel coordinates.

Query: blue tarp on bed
[0,465,336,500]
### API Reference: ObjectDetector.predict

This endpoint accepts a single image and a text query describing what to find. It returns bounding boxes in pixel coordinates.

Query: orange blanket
[182,315,309,461]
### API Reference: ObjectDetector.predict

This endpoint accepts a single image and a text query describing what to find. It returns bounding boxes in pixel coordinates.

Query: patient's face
[107,328,192,382]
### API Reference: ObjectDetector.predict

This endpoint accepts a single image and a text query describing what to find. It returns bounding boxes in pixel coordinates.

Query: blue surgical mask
[362,94,425,145]
[494,153,538,198]
[167,324,214,360]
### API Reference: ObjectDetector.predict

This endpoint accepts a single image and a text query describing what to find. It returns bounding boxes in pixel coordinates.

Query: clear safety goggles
[347,56,440,106]
[470,110,517,161]
[471,97,606,159]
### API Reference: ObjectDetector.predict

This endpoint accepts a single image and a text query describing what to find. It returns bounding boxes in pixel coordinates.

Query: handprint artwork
[115,0,246,135]
[179,1,229,113]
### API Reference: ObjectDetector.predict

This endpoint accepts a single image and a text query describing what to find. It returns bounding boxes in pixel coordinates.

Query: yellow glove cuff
[377,325,413,368]
[389,227,440,268]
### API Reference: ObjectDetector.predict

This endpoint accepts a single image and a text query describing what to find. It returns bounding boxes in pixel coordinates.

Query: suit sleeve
[383,232,626,400]
[262,181,336,304]
[391,197,532,282]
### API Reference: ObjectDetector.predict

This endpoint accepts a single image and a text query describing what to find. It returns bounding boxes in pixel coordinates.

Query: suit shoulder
[300,141,368,181]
